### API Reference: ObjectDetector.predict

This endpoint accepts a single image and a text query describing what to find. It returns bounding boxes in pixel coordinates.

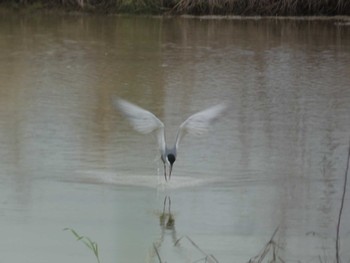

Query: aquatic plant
[64,228,101,263]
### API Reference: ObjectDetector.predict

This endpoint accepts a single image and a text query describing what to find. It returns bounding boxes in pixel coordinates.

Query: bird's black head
[167,154,176,165]
[167,153,176,180]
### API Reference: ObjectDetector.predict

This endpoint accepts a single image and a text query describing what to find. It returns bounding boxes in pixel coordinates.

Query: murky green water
[0,13,350,262]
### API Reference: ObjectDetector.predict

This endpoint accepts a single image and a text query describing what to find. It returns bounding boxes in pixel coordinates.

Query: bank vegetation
[2,0,350,15]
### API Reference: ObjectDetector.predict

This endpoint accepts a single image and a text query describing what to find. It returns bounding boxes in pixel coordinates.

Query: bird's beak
[169,164,173,180]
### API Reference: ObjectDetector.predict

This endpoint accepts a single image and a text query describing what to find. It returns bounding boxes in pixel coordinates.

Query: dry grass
[3,0,350,15]
[171,0,350,15]
[247,228,284,263]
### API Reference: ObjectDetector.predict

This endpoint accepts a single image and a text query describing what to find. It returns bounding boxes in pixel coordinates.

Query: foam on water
[69,169,218,190]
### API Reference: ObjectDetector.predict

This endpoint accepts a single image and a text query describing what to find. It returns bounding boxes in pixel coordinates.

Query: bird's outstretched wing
[114,98,166,153]
[175,103,229,150]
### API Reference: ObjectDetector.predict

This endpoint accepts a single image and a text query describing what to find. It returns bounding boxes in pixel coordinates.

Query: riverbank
[2,0,350,16]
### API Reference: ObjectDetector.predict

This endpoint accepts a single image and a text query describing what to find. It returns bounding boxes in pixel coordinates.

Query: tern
[115,98,228,181]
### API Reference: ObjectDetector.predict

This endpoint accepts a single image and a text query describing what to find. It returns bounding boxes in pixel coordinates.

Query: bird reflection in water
[159,196,177,243]
[151,196,178,262]
[152,196,218,263]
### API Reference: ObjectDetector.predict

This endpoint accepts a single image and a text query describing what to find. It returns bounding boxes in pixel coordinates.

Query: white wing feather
[175,103,228,149]
[115,98,166,153]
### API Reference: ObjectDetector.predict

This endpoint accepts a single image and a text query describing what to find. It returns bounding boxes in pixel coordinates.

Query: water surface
[0,14,350,263]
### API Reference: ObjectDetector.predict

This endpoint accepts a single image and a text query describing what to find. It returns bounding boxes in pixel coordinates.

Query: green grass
[64,228,100,263]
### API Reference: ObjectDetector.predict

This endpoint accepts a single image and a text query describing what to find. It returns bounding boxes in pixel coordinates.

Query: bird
[115,98,228,181]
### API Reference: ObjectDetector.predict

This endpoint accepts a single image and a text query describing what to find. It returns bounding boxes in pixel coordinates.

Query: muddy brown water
[0,14,349,262]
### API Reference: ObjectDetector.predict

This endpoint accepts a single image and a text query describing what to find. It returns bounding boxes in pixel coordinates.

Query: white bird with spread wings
[115,98,229,181]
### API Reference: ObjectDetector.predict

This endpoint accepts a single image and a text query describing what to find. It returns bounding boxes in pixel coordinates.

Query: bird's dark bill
[169,164,173,180]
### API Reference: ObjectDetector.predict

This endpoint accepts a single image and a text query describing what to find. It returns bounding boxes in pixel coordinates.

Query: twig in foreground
[153,243,163,263]
[336,140,350,263]
[175,235,219,263]
[248,227,280,263]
